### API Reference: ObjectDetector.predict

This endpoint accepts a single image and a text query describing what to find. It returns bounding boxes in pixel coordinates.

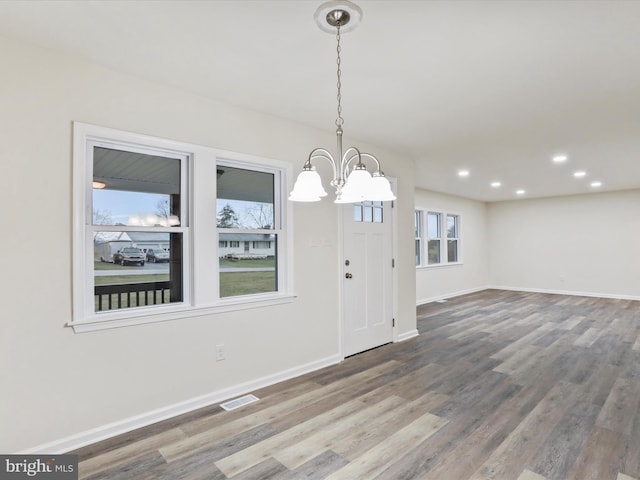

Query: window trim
[415,208,463,269]
[70,122,294,333]
[414,210,422,266]
[446,213,460,263]
[426,211,442,266]
[215,157,286,300]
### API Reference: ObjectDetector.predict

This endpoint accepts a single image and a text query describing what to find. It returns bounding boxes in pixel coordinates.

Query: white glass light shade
[335,167,373,203]
[289,168,327,202]
[168,215,180,226]
[128,214,142,226]
[370,173,396,201]
[143,213,159,226]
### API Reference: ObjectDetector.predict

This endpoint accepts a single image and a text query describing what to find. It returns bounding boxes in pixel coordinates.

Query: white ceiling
[1,0,640,202]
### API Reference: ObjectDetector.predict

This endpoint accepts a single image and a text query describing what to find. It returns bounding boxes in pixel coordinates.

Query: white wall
[488,189,640,299]
[415,189,489,304]
[0,34,416,452]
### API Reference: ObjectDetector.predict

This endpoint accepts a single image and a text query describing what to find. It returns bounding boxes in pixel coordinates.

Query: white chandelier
[289,0,396,204]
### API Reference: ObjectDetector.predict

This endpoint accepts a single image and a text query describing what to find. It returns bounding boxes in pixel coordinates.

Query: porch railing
[95,281,171,311]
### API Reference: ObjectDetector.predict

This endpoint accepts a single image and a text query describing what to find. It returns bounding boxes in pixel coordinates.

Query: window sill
[67,294,297,333]
[416,262,464,270]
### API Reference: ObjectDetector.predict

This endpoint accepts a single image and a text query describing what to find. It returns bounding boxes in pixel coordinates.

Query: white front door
[342,200,394,357]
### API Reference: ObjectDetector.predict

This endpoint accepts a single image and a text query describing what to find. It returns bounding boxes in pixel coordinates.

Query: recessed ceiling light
[491,181,501,188]
[458,170,470,177]
[573,170,587,178]
[590,181,602,188]
[516,189,525,195]
[552,154,568,163]
[92,181,106,189]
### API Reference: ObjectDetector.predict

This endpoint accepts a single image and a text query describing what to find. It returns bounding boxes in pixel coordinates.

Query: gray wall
[0,34,417,452]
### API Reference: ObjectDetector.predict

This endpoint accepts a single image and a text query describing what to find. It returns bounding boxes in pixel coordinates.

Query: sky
[93,190,168,225]
[93,189,272,228]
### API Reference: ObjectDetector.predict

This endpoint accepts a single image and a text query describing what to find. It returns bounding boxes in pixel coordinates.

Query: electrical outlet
[216,344,225,361]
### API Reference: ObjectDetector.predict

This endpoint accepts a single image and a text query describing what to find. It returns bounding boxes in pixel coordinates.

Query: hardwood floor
[71,289,640,479]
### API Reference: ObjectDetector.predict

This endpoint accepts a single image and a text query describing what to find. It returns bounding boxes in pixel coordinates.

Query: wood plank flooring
[70,289,640,479]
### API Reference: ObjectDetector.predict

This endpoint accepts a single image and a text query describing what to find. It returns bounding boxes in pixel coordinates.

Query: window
[72,122,292,332]
[216,162,283,299]
[447,214,459,263]
[414,210,422,266]
[354,201,383,223]
[415,209,461,267]
[427,212,441,265]
[90,144,186,314]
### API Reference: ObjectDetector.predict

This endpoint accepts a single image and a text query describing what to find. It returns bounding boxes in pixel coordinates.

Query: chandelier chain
[335,22,344,127]
[289,2,396,203]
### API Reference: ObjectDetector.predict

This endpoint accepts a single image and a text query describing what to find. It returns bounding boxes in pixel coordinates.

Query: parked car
[146,248,169,263]
[113,247,145,266]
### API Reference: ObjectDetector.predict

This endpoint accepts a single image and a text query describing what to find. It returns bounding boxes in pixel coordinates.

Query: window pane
[93,231,182,312]
[428,239,441,264]
[414,211,421,237]
[93,147,181,227]
[219,233,277,297]
[427,213,440,238]
[91,146,184,313]
[373,206,383,223]
[448,239,458,262]
[354,204,363,222]
[415,239,421,266]
[447,215,458,238]
[217,166,274,229]
[364,205,373,222]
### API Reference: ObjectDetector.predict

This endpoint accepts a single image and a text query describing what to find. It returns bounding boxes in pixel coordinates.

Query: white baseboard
[417,285,640,306]
[489,285,640,302]
[396,329,419,342]
[21,353,343,455]
[416,286,489,307]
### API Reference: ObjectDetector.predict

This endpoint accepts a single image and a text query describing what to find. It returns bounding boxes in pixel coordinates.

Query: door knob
[345,273,353,279]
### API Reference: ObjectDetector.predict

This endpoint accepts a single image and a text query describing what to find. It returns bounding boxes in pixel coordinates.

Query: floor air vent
[220,394,259,411]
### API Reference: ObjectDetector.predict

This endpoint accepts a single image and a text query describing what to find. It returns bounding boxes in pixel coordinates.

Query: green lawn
[94,261,144,271]
[219,271,276,297]
[219,257,275,268]
[219,257,276,297]
[94,274,169,285]
[93,260,275,297]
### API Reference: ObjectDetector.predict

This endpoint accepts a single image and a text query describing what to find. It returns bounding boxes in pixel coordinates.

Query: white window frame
[446,214,460,263]
[414,210,422,266]
[416,209,462,268]
[215,157,287,301]
[426,211,442,266]
[70,122,294,333]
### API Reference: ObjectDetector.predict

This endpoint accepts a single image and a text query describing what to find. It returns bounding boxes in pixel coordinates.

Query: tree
[243,203,274,229]
[217,203,239,228]
[93,209,115,242]
[93,208,113,226]
[156,198,170,218]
